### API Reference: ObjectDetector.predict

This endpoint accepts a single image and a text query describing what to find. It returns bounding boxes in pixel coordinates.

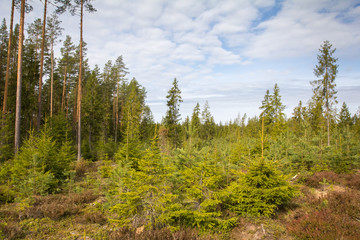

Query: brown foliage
[0,221,25,240]
[25,190,98,220]
[305,171,342,188]
[109,227,206,240]
[342,172,360,190]
[287,208,360,240]
[327,190,360,219]
[287,184,360,239]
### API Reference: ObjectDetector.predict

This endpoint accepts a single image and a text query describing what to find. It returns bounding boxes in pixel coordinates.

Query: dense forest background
[0,1,360,239]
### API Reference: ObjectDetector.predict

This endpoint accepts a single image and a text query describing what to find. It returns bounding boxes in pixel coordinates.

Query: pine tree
[82,66,102,159]
[112,55,128,142]
[123,78,145,143]
[46,13,63,118]
[56,0,96,160]
[2,0,15,116]
[164,78,182,148]
[58,35,76,115]
[311,40,338,146]
[37,0,48,130]
[0,19,8,107]
[14,0,26,153]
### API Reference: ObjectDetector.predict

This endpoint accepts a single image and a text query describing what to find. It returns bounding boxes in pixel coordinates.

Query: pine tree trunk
[115,82,119,143]
[37,0,47,130]
[326,100,330,147]
[77,0,83,161]
[50,46,54,117]
[14,0,26,153]
[61,65,67,112]
[2,0,15,115]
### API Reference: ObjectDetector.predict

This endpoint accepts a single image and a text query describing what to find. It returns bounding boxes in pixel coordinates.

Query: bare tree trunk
[61,65,67,112]
[77,0,83,161]
[115,83,119,143]
[326,100,330,147]
[261,116,265,161]
[2,0,15,115]
[50,45,54,117]
[37,0,47,130]
[14,0,26,153]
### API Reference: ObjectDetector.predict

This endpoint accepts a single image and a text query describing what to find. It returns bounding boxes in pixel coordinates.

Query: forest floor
[1,161,360,240]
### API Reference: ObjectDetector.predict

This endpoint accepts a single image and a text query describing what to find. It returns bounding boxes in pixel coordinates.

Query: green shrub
[222,160,298,217]
[98,159,114,178]
[11,125,75,197]
[109,135,174,229]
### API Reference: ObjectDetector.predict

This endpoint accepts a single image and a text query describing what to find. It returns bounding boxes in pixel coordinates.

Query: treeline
[0,0,155,160]
[0,0,360,234]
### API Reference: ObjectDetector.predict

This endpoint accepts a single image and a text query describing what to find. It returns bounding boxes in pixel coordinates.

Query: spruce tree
[339,102,352,129]
[164,78,182,148]
[259,84,285,135]
[259,89,274,128]
[200,101,215,140]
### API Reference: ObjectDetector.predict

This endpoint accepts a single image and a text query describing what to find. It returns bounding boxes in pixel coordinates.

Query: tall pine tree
[311,40,338,146]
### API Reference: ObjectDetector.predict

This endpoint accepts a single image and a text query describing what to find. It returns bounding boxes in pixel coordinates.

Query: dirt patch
[312,185,346,199]
[230,223,266,240]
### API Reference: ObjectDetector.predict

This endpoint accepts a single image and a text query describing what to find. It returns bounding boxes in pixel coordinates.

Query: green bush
[222,160,298,217]
[109,135,174,229]
[10,125,75,197]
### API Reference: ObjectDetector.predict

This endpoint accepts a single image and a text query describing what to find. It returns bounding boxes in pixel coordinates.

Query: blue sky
[1,0,360,123]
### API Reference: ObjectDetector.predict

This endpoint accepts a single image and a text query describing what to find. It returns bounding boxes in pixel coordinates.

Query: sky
[1,0,360,123]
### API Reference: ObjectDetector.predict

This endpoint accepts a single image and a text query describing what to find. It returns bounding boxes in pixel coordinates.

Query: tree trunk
[14,0,26,153]
[50,45,54,117]
[77,0,83,161]
[37,0,47,130]
[326,100,330,147]
[61,65,67,112]
[115,83,119,143]
[2,0,15,115]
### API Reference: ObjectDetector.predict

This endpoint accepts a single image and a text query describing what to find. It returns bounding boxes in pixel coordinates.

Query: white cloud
[244,0,360,59]
[1,0,359,122]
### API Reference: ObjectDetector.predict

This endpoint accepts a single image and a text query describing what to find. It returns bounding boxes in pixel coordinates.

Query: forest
[0,0,360,239]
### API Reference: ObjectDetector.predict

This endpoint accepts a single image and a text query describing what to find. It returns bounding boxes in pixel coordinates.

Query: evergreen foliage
[222,160,298,217]
[164,78,183,148]
[110,133,175,229]
[10,123,75,197]
[311,40,338,146]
